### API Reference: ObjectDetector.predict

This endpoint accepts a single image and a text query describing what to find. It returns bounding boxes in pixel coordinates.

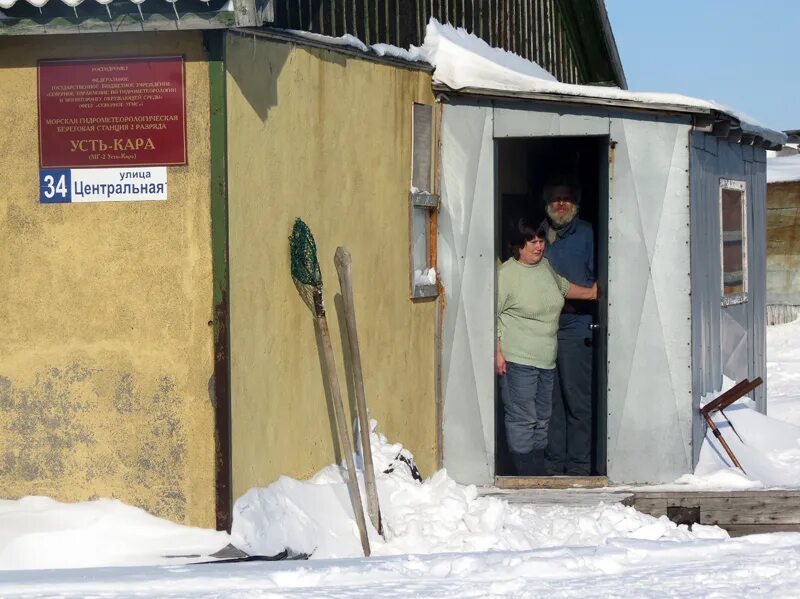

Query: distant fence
[767,304,800,325]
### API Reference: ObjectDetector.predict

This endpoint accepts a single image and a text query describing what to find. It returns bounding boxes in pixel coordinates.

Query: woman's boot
[529,449,546,475]
[510,450,547,476]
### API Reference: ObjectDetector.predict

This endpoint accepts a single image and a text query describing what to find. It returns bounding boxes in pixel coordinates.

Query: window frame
[409,102,438,300]
[719,178,748,306]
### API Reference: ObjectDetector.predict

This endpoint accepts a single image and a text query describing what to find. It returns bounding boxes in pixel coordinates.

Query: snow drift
[231,425,727,559]
[0,496,230,570]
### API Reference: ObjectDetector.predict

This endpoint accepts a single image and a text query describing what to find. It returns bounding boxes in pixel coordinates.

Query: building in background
[766,134,800,325]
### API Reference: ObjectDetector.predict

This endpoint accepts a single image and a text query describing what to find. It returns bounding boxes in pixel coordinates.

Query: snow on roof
[281,20,785,147]
[415,20,786,147]
[768,153,800,184]
[286,29,369,53]
[0,0,226,11]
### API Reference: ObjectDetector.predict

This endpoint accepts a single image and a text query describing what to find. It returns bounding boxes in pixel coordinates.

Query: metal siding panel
[749,159,768,410]
[702,150,723,391]
[689,140,702,465]
[493,103,610,137]
[607,114,693,483]
[718,139,743,172]
[690,136,723,464]
[704,134,718,156]
[440,102,496,484]
[689,136,769,464]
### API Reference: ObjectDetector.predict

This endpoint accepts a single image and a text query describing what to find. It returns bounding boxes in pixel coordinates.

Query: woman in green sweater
[496,219,597,476]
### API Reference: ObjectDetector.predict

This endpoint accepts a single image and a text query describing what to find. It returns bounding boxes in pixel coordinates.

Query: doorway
[495,135,609,478]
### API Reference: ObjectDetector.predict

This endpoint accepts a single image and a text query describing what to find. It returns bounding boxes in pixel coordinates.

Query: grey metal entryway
[437,94,762,485]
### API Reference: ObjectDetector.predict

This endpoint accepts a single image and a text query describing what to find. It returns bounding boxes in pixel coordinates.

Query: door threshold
[495,476,609,489]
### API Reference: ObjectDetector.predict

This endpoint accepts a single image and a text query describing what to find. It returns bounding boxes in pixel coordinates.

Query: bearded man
[541,182,596,476]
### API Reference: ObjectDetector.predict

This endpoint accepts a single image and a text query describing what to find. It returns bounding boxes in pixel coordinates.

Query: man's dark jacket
[543,217,595,340]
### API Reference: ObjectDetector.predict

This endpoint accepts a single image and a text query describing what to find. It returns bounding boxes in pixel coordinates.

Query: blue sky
[604,1,799,132]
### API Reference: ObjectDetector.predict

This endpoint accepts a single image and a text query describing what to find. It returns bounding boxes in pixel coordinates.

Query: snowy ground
[3,320,797,599]
[0,333,797,597]
[4,535,800,598]
[767,318,800,427]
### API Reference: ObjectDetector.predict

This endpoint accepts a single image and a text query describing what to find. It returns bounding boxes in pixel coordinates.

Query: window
[409,103,438,299]
[719,179,747,305]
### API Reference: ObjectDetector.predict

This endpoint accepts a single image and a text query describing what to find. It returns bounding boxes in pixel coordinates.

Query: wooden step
[628,490,800,535]
[495,476,609,489]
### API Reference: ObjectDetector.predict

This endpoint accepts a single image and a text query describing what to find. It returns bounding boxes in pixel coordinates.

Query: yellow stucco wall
[0,33,216,527]
[226,34,438,496]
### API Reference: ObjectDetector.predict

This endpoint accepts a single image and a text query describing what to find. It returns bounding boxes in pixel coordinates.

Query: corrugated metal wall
[271,0,582,83]
[689,131,767,464]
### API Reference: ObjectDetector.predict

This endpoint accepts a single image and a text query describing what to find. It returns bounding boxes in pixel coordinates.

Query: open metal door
[439,101,496,484]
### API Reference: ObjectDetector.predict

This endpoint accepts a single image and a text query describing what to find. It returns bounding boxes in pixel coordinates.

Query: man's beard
[546,202,578,228]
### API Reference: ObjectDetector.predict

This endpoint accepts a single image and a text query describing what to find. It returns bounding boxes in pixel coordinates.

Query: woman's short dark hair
[508,218,547,259]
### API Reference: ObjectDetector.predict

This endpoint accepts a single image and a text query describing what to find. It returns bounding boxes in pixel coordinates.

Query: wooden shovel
[335,247,384,538]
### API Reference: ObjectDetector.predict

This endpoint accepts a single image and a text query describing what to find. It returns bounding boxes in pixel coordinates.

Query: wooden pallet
[627,490,800,536]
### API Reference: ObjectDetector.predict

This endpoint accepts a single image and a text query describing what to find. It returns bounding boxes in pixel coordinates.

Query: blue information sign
[38,167,168,204]
[39,169,72,204]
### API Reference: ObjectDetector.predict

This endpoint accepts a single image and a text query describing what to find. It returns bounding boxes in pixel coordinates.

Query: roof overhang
[784,130,800,144]
[592,0,627,90]
[555,0,627,89]
[433,83,784,151]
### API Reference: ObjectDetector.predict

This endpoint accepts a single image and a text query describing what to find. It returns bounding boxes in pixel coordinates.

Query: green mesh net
[289,218,322,288]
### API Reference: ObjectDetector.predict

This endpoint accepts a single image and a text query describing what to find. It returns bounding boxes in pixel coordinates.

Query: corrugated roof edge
[432,83,786,151]
[0,7,235,35]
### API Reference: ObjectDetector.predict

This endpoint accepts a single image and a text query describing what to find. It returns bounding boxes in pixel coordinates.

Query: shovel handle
[335,247,384,537]
[316,311,371,556]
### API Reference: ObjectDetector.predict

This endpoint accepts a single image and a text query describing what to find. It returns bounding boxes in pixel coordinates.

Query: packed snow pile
[768,153,800,184]
[677,402,800,489]
[644,357,800,491]
[768,317,800,426]
[231,425,726,560]
[0,496,230,571]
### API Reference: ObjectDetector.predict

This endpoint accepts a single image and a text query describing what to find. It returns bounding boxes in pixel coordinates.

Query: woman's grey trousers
[499,361,555,454]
